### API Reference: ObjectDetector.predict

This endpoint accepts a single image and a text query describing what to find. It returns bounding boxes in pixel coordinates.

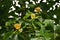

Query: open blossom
[31,13,36,19]
[14,23,21,30]
[34,7,42,12]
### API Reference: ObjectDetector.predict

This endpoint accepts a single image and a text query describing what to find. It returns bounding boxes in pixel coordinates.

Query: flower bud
[31,14,36,19]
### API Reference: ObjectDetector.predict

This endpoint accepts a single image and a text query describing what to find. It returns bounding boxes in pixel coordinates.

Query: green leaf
[23,13,31,19]
[3,31,14,40]
[14,34,18,40]
[32,23,37,29]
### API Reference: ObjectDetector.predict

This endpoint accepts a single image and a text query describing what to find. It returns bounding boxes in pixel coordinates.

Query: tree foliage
[0,0,60,40]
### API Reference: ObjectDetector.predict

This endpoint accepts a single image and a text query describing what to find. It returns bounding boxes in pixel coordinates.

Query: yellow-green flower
[31,13,36,19]
[18,28,23,32]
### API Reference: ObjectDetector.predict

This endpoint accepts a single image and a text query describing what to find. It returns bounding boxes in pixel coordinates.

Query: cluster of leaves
[0,0,60,40]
